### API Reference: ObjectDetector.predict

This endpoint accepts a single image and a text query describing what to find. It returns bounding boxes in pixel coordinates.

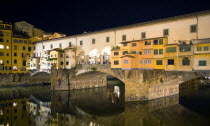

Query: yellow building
[153,37,167,70]
[0,20,32,74]
[49,48,76,69]
[0,21,13,73]
[193,39,210,71]
[164,44,179,71]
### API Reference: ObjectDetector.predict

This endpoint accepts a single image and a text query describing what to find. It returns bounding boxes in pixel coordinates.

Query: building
[0,20,33,73]
[29,10,210,71]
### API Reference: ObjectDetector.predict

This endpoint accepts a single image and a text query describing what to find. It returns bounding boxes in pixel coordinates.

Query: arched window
[13,66,18,71]
[0,60,3,64]
[182,57,190,66]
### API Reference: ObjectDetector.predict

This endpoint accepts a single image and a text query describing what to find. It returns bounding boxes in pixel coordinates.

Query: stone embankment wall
[0,72,51,87]
[51,66,107,90]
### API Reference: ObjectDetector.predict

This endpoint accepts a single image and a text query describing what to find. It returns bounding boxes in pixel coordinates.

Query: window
[122,35,126,41]
[24,40,27,43]
[144,59,151,64]
[92,39,95,44]
[159,49,163,54]
[123,51,128,55]
[168,59,174,65]
[163,29,169,36]
[59,43,62,48]
[28,47,31,51]
[0,60,3,64]
[139,60,142,64]
[204,46,209,51]
[197,47,202,51]
[123,43,127,46]
[106,37,110,42]
[19,40,23,43]
[141,32,146,39]
[7,53,9,56]
[179,46,191,52]
[80,41,83,45]
[14,53,17,56]
[0,31,3,37]
[145,41,150,45]
[12,66,17,71]
[22,53,26,58]
[114,52,119,56]
[159,39,163,44]
[154,49,158,55]
[0,45,4,49]
[6,46,9,49]
[0,52,4,56]
[114,60,119,65]
[199,61,206,66]
[60,62,63,65]
[124,59,129,64]
[51,44,53,49]
[66,62,69,65]
[154,39,158,45]
[14,60,17,64]
[190,24,197,33]
[69,42,71,47]
[182,58,190,65]
[22,60,26,66]
[0,67,4,70]
[60,54,63,57]
[7,60,9,64]
[14,39,18,43]
[144,50,151,54]
[156,60,162,65]
[14,46,17,50]
[22,46,25,50]
[0,38,4,42]
[166,47,176,53]
[132,43,137,47]
[138,51,142,55]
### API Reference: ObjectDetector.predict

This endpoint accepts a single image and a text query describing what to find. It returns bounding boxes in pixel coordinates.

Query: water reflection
[0,80,210,126]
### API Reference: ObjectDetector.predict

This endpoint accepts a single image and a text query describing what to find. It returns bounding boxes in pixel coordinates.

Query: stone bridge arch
[75,64,206,101]
[30,71,51,84]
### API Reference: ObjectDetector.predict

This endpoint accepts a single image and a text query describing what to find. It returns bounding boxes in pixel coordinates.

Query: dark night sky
[1,0,210,35]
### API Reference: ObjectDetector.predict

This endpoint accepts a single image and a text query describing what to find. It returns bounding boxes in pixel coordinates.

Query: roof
[33,10,210,44]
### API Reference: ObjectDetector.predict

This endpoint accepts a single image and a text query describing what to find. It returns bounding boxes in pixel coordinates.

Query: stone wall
[0,73,50,87]
[51,66,107,90]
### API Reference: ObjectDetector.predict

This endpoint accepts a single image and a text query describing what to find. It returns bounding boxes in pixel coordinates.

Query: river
[0,80,210,126]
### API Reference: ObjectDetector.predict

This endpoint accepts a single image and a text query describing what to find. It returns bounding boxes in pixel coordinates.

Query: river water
[0,80,210,126]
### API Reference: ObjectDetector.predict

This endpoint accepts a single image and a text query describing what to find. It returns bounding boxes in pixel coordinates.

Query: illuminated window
[0,45,4,49]
[6,46,9,49]
[0,60,3,64]
[13,102,17,107]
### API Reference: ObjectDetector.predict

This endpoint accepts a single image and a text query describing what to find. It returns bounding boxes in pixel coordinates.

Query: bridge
[49,64,210,101]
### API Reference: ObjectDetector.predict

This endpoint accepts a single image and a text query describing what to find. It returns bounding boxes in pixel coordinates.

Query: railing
[76,64,111,69]
[192,38,210,44]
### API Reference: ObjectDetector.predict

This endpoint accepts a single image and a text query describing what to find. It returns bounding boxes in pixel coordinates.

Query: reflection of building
[28,95,51,126]
[0,98,35,126]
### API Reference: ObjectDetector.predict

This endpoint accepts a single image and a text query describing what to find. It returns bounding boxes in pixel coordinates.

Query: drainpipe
[196,14,198,39]
[114,30,117,46]
[74,36,77,65]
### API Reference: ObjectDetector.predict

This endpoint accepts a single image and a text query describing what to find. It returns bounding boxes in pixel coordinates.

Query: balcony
[111,46,120,51]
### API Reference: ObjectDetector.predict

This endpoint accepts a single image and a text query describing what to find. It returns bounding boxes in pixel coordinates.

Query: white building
[32,10,210,71]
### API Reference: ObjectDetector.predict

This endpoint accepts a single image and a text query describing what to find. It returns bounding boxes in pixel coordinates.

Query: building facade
[31,10,210,72]
[0,20,33,73]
